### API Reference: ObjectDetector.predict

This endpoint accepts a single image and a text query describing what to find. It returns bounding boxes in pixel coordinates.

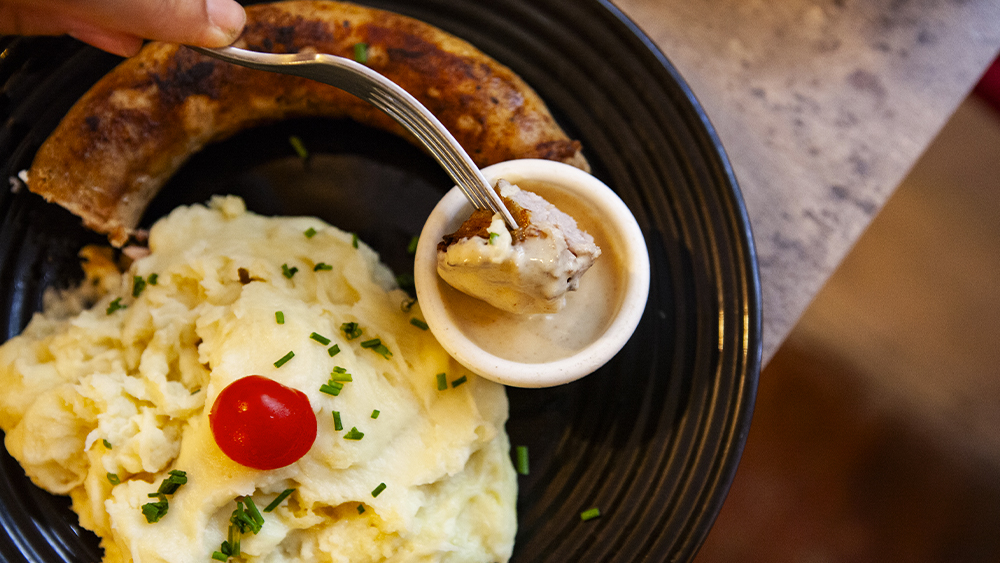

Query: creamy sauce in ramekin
[437,180,625,363]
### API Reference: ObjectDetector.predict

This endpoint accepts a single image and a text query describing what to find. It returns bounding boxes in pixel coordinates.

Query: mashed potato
[0,196,517,563]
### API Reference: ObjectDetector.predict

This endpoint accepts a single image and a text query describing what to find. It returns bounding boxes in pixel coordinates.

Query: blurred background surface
[695,58,1000,562]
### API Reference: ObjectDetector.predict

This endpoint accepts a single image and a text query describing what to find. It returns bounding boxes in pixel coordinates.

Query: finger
[0,0,246,48]
[67,24,145,57]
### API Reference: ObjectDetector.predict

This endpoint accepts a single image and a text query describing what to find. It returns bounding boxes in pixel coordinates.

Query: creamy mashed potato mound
[0,196,517,563]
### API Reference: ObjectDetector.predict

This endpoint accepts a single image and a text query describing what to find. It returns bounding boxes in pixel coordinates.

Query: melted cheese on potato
[0,196,516,563]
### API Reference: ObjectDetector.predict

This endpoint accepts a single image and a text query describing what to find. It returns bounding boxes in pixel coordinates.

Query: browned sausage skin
[27,0,588,247]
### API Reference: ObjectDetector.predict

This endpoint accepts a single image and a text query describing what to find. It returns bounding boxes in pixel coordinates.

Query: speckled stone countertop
[611,0,1000,363]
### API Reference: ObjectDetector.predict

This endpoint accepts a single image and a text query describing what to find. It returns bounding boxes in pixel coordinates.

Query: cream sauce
[438,180,625,363]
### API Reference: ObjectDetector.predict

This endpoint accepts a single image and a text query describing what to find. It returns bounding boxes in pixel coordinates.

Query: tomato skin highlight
[209,375,317,470]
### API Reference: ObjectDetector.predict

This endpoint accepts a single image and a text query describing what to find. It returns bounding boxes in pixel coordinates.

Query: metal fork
[188,46,518,230]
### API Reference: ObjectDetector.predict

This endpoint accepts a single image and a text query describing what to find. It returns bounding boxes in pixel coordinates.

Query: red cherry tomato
[209,375,317,470]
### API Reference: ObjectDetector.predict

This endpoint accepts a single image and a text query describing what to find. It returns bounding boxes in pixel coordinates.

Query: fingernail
[206,0,246,44]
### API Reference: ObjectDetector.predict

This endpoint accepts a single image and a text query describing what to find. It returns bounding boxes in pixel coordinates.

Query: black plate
[0,0,761,561]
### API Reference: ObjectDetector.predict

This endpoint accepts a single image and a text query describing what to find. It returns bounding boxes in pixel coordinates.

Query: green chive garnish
[243,497,264,528]
[357,504,366,514]
[289,135,309,160]
[580,507,601,521]
[310,332,331,345]
[314,262,333,271]
[344,427,365,440]
[407,235,419,254]
[190,388,201,395]
[371,409,380,419]
[488,232,499,245]
[332,411,343,431]
[103,439,112,449]
[132,275,147,297]
[304,227,317,238]
[361,338,392,359]
[515,446,529,475]
[341,322,362,340]
[147,273,158,285]
[320,381,344,396]
[212,552,228,562]
[330,367,352,382]
[275,311,285,324]
[281,264,298,279]
[263,488,295,513]
[156,470,187,495]
[436,373,447,391]
[400,297,416,313]
[351,233,359,248]
[451,375,468,388]
[107,473,120,485]
[410,318,428,330]
[328,344,341,357]
[106,298,126,315]
[141,495,169,523]
[371,483,386,497]
[274,351,295,368]
[354,42,368,64]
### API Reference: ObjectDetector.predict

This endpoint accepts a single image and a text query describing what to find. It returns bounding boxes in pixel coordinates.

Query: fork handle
[189,46,519,230]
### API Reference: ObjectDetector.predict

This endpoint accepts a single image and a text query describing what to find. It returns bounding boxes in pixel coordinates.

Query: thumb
[4,0,249,53]
[107,0,247,48]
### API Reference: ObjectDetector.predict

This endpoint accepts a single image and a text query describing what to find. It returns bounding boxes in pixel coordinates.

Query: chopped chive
[304,227,317,238]
[156,470,187,495]
[107,473,120,485]
[371,483,386,497]
[147,273,158,285]
[341,322,362,340]
[515,446,529,475]
[410,318,428,330]
[132,275,147,297]
[407,235,419,254]
[371,409,380,419]
[103,439,112,449]
[314,262,333,271]
[141,496,169,523]
[351,233,359,248]
[281,263,298,279]
[361,338,392,359]
[106,298,126,315]
[357,504,366,514]
[330,368,352,382]
[580,507,601,521]
[275,311,284,324]
[436,373,447,391]
[344,427,365,440]
[289,135,309,160]
[354,42,368,64]
[400,297,416,313]
[310,332,332,345]
[274,351,295,368]
[243,497,264,527]
[190,388,201,395]
[263,489,295,513]
[212,552,228,562]
[320,381,344,396]
[488,232,499,245]
[451,375,468,388]
[332,410,343,431]
[328,344,341,357]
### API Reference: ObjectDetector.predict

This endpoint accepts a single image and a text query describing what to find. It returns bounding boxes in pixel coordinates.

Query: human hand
[0,0,246,57]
